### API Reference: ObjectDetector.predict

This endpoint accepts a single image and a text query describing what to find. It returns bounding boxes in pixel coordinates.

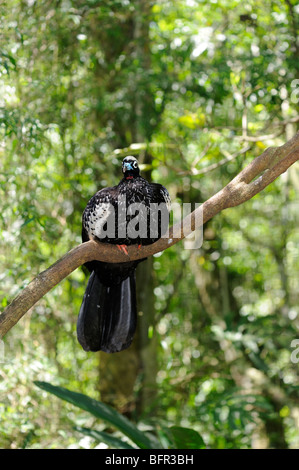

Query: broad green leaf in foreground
[34,381,154,449]
[169,426,205,449]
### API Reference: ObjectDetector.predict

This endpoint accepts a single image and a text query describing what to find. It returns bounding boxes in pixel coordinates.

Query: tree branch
[0,131,298,338]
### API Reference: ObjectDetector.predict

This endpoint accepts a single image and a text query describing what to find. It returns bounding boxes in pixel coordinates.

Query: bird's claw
[117,244,129,255]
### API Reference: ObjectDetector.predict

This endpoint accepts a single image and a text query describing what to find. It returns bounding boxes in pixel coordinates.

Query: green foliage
[34,381,206,449]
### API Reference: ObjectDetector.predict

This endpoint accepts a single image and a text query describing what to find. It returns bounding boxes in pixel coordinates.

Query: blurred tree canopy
[0,0,298,449]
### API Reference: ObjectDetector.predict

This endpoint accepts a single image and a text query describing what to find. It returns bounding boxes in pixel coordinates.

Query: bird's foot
[138,244,142,250]
[117,244,129,255]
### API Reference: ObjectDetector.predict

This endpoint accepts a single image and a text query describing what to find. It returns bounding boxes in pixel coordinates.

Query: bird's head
[122,156,140,180]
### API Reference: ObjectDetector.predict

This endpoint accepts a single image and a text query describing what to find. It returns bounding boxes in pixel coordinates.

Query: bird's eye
[133,161,137,168]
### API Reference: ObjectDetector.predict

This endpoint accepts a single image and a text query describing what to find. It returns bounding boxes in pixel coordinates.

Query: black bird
[77,156,171,353]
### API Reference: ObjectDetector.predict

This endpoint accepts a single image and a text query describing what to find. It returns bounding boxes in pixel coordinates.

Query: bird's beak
[123,162,133,172]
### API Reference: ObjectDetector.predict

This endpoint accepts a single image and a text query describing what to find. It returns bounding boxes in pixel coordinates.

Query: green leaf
[169,426,205,449]
[21,217,36,228]
[74,426,136,449]
[178,113,205,129]
[34,381,154,449]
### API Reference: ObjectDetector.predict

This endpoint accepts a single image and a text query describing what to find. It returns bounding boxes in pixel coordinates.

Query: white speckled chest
[82,176,170,245]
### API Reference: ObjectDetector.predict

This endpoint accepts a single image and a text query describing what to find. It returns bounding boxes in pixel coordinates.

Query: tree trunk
[98,340,140,415]
[98,1,158,417]
[136,257,158,415]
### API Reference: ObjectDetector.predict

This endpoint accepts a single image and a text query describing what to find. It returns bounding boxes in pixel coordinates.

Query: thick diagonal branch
[0,131,298,338]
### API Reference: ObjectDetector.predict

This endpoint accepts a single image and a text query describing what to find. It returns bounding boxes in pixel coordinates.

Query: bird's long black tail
[77,270,137,353]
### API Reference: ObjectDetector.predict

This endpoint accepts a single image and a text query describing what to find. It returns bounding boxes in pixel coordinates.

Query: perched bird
[77,156,171,353]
